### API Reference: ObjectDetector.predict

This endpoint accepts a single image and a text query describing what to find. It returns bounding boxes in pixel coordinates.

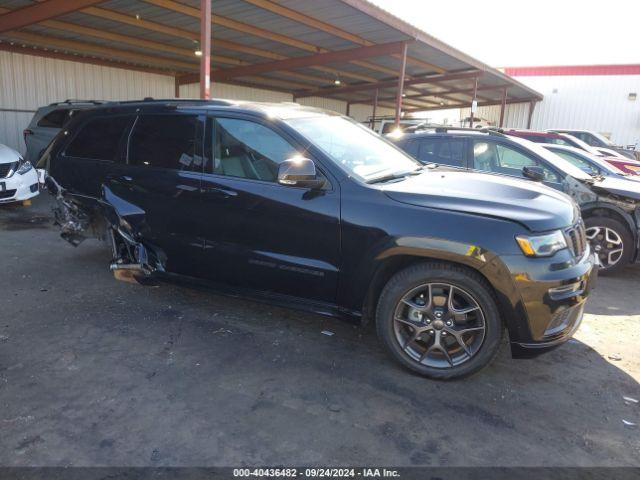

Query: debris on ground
[623,396,639,404]
[0,335,8,342]
[607,353,622,361]
[211,328,233,335]
[321,330,335,336]
[622,419,637,427]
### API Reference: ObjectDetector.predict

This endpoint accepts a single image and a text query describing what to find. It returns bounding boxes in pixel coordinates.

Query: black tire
[376,262,503,380]
[584,216,633,275]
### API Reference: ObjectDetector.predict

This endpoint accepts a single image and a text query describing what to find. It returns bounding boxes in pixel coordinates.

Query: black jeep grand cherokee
[38,99,597,379]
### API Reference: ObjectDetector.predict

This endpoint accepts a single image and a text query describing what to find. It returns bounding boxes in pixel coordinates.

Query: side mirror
[277,157,325,189]
[522,165,545,182]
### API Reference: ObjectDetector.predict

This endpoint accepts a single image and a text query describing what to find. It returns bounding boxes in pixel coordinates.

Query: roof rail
[110,98,235,106]
[406,125,508,137]
[48,99,106,106]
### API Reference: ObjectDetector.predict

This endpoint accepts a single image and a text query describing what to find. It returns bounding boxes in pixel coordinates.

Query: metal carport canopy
[0,0,542,124]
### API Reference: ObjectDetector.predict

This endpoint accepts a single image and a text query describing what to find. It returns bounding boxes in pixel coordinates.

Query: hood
[381,170,576,232]
[0,144,21,164]
[591,176,640,201]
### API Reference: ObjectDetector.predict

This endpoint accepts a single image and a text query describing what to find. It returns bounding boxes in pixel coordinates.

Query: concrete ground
[0,195,639,467]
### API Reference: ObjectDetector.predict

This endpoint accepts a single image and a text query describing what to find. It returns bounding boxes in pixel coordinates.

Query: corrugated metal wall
[463,75,640,146]
[0,51,175,153]
[0,51,396,154]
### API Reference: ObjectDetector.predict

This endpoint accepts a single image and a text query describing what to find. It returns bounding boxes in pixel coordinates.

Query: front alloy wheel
[393,283,486,368]
[584,216,633,274]
[376,263,503,380]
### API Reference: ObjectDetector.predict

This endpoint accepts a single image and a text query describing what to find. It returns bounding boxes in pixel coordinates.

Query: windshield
[590,131,615,147]
[549,147,627,176]
[560,134,604,156]
[508,136,593,180]
[285,115,421,182]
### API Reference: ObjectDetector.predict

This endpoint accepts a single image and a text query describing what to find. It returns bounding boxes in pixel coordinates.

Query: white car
[0,143,39,204]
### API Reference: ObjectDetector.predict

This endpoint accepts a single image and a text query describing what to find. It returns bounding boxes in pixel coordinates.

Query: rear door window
[65,115,132,161]
[37,109,71,128]
[417,138,465,167]
[128,115,202,172]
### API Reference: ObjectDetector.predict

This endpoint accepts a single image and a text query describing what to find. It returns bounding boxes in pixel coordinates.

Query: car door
[199,115,340,303]
[470,138,564,191]
[54,114,135,197]
[106,113,205,276]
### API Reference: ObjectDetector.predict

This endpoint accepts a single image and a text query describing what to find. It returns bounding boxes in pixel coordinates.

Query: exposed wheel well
[361,255,499,325]
[582,207,635,237]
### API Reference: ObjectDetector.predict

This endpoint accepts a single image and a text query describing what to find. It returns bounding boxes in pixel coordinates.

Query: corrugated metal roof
[0,0,542,110]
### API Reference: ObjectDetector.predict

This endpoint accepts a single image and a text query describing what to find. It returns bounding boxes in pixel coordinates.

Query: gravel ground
[0,195,638,467]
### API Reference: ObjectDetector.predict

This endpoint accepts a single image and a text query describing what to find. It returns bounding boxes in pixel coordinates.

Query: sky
[369,0,640,68]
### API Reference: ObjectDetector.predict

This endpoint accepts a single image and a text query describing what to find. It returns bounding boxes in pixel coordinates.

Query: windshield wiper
[366,168,423,184]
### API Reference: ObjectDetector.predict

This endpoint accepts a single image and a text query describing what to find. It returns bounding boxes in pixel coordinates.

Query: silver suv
[23,100,104,164]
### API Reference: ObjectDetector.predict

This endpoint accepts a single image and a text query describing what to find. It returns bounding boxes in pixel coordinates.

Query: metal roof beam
[0,0,103,33]
[178,41,411,85]
[81,6,379,84]
[241,0,445,73]
[403,97,539,113]
[143,0,402,78]
[294,70,482,98]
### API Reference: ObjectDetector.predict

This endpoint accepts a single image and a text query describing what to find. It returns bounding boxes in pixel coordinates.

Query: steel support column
[199,0,211,100]
[499,87,508,127]
[175,77,180,98]
[527,100,536,129]
[469,77,478,128]
[394,43,408,129]
[371,88,379,129]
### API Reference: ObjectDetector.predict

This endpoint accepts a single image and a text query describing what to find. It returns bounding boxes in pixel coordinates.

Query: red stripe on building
[503,64,640,76]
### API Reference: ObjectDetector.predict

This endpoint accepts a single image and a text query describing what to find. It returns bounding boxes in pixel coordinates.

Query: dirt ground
[0,195,638,467]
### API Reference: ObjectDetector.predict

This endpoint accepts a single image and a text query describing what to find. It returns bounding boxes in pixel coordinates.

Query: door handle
[204,186,238,198]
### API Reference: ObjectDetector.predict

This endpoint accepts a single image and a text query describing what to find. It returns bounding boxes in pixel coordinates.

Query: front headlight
[16,156,33,175]
[516,230,567,257]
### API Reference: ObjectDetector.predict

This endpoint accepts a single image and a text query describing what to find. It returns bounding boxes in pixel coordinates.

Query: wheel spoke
[401,284,432,312]
[447,285,480,315]
[605,228,622,245]
[402,329,425,351]
[394,315,424,330]
[447,330,472,356]
[607,248,623,265]
[585,227,600,240]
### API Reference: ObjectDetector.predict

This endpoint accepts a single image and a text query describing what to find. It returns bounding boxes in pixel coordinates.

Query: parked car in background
[377,118,427,135]
[24,100,104,164]
[541,144,640,182]
[503,129,602,155]
[392,128,640,273]
[0,143,39,204]
[544,144,640,178]
[594,147,629,158]
[38,99,597,380]
[549,129,638,160]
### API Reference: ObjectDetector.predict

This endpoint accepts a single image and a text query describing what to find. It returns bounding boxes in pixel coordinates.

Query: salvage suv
[38,100,596,379]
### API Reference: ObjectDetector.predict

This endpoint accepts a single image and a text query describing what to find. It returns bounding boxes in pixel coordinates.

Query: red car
[603,155,640,176]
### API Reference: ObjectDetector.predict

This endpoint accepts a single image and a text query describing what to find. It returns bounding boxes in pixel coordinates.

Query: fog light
[548,281,583,300]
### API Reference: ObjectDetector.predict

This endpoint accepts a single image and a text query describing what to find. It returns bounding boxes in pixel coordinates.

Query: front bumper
[495,248,598,358]
[0,168,39,203]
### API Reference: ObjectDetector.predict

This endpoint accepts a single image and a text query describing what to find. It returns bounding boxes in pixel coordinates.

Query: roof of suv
[76,98,334,120]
